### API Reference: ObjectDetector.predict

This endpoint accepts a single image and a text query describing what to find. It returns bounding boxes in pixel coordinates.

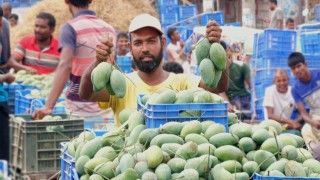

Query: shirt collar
[31,35,56,49]
[73,10,96,18]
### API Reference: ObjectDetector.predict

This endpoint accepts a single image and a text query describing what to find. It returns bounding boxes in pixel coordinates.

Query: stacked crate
[178,5,198,26]
[158,0,179,26]
[251,29,297,120]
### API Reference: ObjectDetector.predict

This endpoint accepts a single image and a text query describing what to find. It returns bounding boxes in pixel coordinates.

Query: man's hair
[286,18,294,25]
[269,0,277,5]
[36,12,56,28]
[9,13,18,20]
[117,32,129,40]
[163,62,184,74]
[220,40,227,50]
[69,0,90,8]
[274,69,289,80]
[167,27,177,40]
[2,3,12,10]
[0,7,3,17]
[288,52,306,67]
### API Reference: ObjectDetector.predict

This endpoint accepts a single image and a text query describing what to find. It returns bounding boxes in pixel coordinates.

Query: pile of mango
[195,38,227,88]
[91,62,126,98]
[14,70,55,90]
[62,104,319,180]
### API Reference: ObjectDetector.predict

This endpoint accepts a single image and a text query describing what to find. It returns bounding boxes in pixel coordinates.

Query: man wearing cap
[32,0,116,119]
[79,14,228,127]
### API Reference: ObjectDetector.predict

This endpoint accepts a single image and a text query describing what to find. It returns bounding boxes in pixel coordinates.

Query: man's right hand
[310,120,320,129]
[32,106,52,120]
[4,74,16,84]
[26,67,37,74]
[96,34,114,63]
[288,120,301,130]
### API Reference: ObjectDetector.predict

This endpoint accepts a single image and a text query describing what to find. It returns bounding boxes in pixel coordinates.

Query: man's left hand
[206,20,222,43]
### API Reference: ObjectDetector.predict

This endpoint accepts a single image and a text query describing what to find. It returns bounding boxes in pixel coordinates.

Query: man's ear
[161,36,166,49]
[128,42,132,53]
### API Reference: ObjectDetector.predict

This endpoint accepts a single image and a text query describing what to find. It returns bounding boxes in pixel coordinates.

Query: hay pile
[10,0,157,50]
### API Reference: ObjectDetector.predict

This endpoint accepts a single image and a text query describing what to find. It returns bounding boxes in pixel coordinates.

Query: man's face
[2,5,11,18]
[287,22,294,30]
[129,27,164,73]
[274,74,289,93]
[10,17,17,27]
[117,37,128,52]
[268,2,275,10]
[34,18,54,42]
[290,62,308,80]
[171,30,181,41]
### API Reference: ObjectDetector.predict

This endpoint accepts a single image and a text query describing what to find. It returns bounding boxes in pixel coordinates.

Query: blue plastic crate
[179,18,198,27]
[254,83,267,99]
[253,173,320,180]
[299,23,320,33]
[158,0,178,5]
[159,5,178,14]
[119,65,132,73]
[160,12,179,25]
[117,56,131,66]
[300,32,320,54]
[31,98,66,114]
[84,117,114,129]
[178,5,197,20]
[60,130,108,180]
[60,143,78,180]
[255,108,265,120]
[304,54,320,69]
[3,84,37,114]
[255,57,290,69]
[137,94,229,130]
[254,29,297,57]
[224,22,241,27]
[254,69,294,84]
[0,160,8,179]
[15,90,34,114]
[172,26,193,41]
[201,12,225,26]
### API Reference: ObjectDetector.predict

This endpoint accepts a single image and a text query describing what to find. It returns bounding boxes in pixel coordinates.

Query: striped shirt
[13,35,60,74]
[59,10,116,116]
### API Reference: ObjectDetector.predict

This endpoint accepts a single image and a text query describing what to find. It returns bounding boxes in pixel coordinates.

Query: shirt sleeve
[276,9,284,20]
[59,23,77,52]
[243,64,251,80]
[12,38,27,61]
[177,73,201,89]
[291,87,303,103]
[262,87,274,108]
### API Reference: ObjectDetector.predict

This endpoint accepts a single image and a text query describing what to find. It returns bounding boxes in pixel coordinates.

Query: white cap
[128,14,163,34]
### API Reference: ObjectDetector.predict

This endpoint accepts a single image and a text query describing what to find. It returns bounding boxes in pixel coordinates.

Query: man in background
[1,2,11,20]
[116,32,129,56]
[6,12,60,74]
[0,6,15,163]
[286,18,295,30]
[9,13,18,27]
[33,0,116,120]
[265,0,283,29]
[263,69,302,134]
[166,27,185,63]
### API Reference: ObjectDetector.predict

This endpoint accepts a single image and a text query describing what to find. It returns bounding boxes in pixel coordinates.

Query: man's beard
[133,47,163,73]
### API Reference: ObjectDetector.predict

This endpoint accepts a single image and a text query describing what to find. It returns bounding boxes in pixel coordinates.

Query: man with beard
[32,0,116,120]
[79,14,229,127]
[6,12,60,74]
